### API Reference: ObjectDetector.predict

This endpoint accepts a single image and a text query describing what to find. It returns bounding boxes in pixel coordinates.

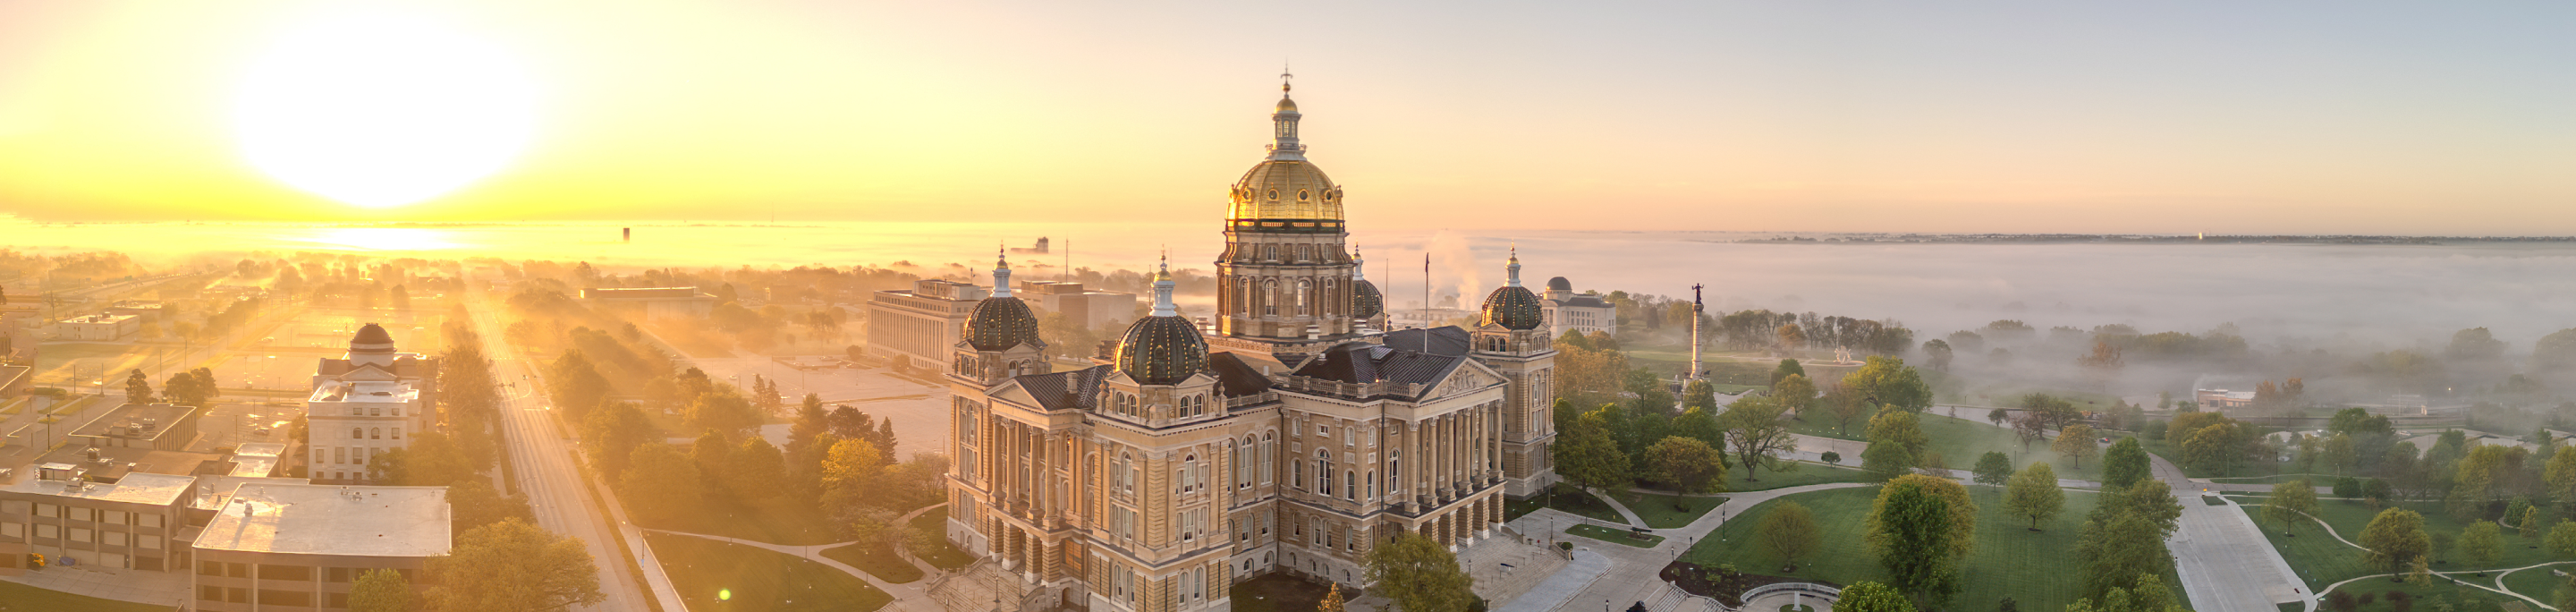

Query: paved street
[2153,449,2312,612]
[466,296,683,612]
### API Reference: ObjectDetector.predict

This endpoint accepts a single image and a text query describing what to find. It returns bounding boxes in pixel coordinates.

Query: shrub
[1821,451,1843,464]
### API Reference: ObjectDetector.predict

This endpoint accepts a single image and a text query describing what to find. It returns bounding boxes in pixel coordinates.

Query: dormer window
[1267,189,1279,200]
[1298,190,1309,201]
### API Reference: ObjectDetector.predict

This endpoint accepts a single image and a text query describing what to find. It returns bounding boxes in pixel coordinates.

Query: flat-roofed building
[0,465,196,574]
[227,444,288,479]
[1017,280,1140,330]
[579,286,718,319]
[49,313,140,342]
[105,302,165,325]
[868,279,989,365]
[68,403,202,452]
[306,324,436,485]
[191,483,450,611]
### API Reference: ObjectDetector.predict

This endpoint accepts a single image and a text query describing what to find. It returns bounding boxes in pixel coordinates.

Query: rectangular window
[101,510,126,525]
[140,537,161,549]
[200,560,223,575]
[392,427,402,439]
[229,562,251,578]
[262,565,313,582]
[328,567,352,582]
[199,585,224,602]
[105,531,127,547]
[335,447,346,463]
[140,514,164,529]
[258,590,313,607]
[34,503,56,518]
[69,527,92,543]
[36,524,58,540]
[69,507,92,522]
[1,523,19,539]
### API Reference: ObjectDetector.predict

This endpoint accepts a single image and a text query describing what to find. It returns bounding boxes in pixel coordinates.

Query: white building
[1538,276,1614,338]
[48,314,140,342]
[305,324,436,484]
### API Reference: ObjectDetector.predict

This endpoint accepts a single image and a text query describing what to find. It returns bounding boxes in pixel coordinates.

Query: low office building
[105,302,165,325]
[579,286,718,320]
[307,325,436,485]
[0,464,196,574]
[191,483,450,611]
[68,403,202,453]
[868,279,990,365]
[49,313,141,342]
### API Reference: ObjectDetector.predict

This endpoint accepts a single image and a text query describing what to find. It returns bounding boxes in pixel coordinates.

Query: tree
[1772,373,1818,412]
[2544,519,2576,557]
[1824,384,1875,436]
[733,437,789,499]
[791,393,831,453]
[1863,442,1915,482]
[1643,437,1726,495]
[2523,506,2544,542]
[1776,324,1806,353]
[1722,396,1798,480]
[2100,438,2150,490]
[1318,583,1346,612]
[1830,582,1915,612]
[448,480,534,533]
[1866,475,1967,604]
[580,402,654,479]
[617,444,703,525]
[1682,379,1719,413]
[2181,423,2236,475]
[1556,410,1631,494]
[2011,415,2049,453]
[2267,480,2318,537]
[425,519,606,612]
[1364,532,1478,612]
[1868,410,1929,458]
[2359,508,2432,576]
[2456,523,2503,571]
[2004,463,2064,531]
[1922,339,1953,372]
[1758,501,1822,572]
[350,568,412,612]
[1970,452,2014,489]
[124,370,152,403]
[2053,425,2098,468]
[1843,356,1934,412]
[2077,340,2123,376]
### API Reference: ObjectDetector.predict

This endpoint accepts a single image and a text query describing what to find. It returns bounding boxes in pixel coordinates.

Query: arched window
[1261,432,1275,484]
[1236,438,1253,487]
[1181,455,1199,492]
[1263,280,1278,316]
[1296,280,1310,316]
[1317,449,1333,494]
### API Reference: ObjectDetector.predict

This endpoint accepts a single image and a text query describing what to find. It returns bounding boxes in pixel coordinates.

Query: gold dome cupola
[1228,68,1344,232]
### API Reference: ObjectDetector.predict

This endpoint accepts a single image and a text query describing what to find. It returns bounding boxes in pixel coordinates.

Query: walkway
[1502,482,1872,612]
[2158,455,2312,612]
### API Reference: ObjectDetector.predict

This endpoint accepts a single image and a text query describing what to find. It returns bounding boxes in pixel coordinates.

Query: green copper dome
[1353,279,1384,319]
[1481,285,1543,331]
[963,297,1044,351]
[1114,316,1208,385]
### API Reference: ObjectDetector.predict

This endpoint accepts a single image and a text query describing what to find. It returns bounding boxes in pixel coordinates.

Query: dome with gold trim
[964,297,1043,351]
[1479,249,1543,331]
[1116,258,1208,385]
[1228,162,1343,224]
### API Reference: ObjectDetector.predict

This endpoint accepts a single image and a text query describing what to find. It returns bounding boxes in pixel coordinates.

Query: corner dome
[963,297,1044,351]
[1352,279,1384,319]
[1546,276,1572,292]
[1114,316,1208,386]
[1481,285,1544,331]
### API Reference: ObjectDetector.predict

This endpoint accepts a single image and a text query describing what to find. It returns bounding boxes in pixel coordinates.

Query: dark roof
[352,323,394,344]
[1114,316,1208,385]
[1013,365,1111,412]
[1481,285,1544,330]
[1290,342,1466,391]
[1381,327,1471,357]
[1560,295,1610,308]
[1205,353,1275,397]
[963,297,1045,351]
[1546,276,1572,291]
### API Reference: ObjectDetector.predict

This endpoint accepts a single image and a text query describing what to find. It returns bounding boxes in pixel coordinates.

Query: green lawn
[649,533,892,612]
[1607,490,1728,529]
[820,540,925,583]
[1728,463,1877,492]
[2207,473,2350,485]
[2499,565,2570,603]
[907,507,977,570]
[1567,523,1665,548]
[1682,485,2103,612]
[632,493,844,546]
[1794,411,2107,483]
[0,580,171,612]
[1506,484,1630,524]
[2237,497,2558,591]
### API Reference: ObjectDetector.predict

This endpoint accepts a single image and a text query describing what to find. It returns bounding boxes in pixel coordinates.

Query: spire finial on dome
[992,244,1014,298]
[1352,243,1367,281]
[1281,62,1292,95]
[1150,247,1178,317]
[1505,243,1523,287]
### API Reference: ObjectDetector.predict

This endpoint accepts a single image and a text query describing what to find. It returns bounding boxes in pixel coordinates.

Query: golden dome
[1275,96,1299,114]
[1227,160,1343,224]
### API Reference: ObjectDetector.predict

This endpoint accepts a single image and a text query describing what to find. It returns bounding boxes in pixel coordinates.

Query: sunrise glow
[233,10,538,208]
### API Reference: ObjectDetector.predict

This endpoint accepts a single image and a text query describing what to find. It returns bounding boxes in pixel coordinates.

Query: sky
[0,1,2571,234]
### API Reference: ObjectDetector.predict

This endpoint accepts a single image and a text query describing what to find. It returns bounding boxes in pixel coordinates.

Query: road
[464,296,680,612]
[2155,452,2313,612]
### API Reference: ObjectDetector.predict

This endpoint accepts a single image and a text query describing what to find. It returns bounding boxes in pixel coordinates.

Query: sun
[234,12,538,209]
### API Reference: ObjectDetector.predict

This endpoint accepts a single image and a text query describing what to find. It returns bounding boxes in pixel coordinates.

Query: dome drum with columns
[937,77,1559,611]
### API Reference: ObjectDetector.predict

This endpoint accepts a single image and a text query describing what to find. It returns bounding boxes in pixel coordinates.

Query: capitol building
[941,78,1562,612]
